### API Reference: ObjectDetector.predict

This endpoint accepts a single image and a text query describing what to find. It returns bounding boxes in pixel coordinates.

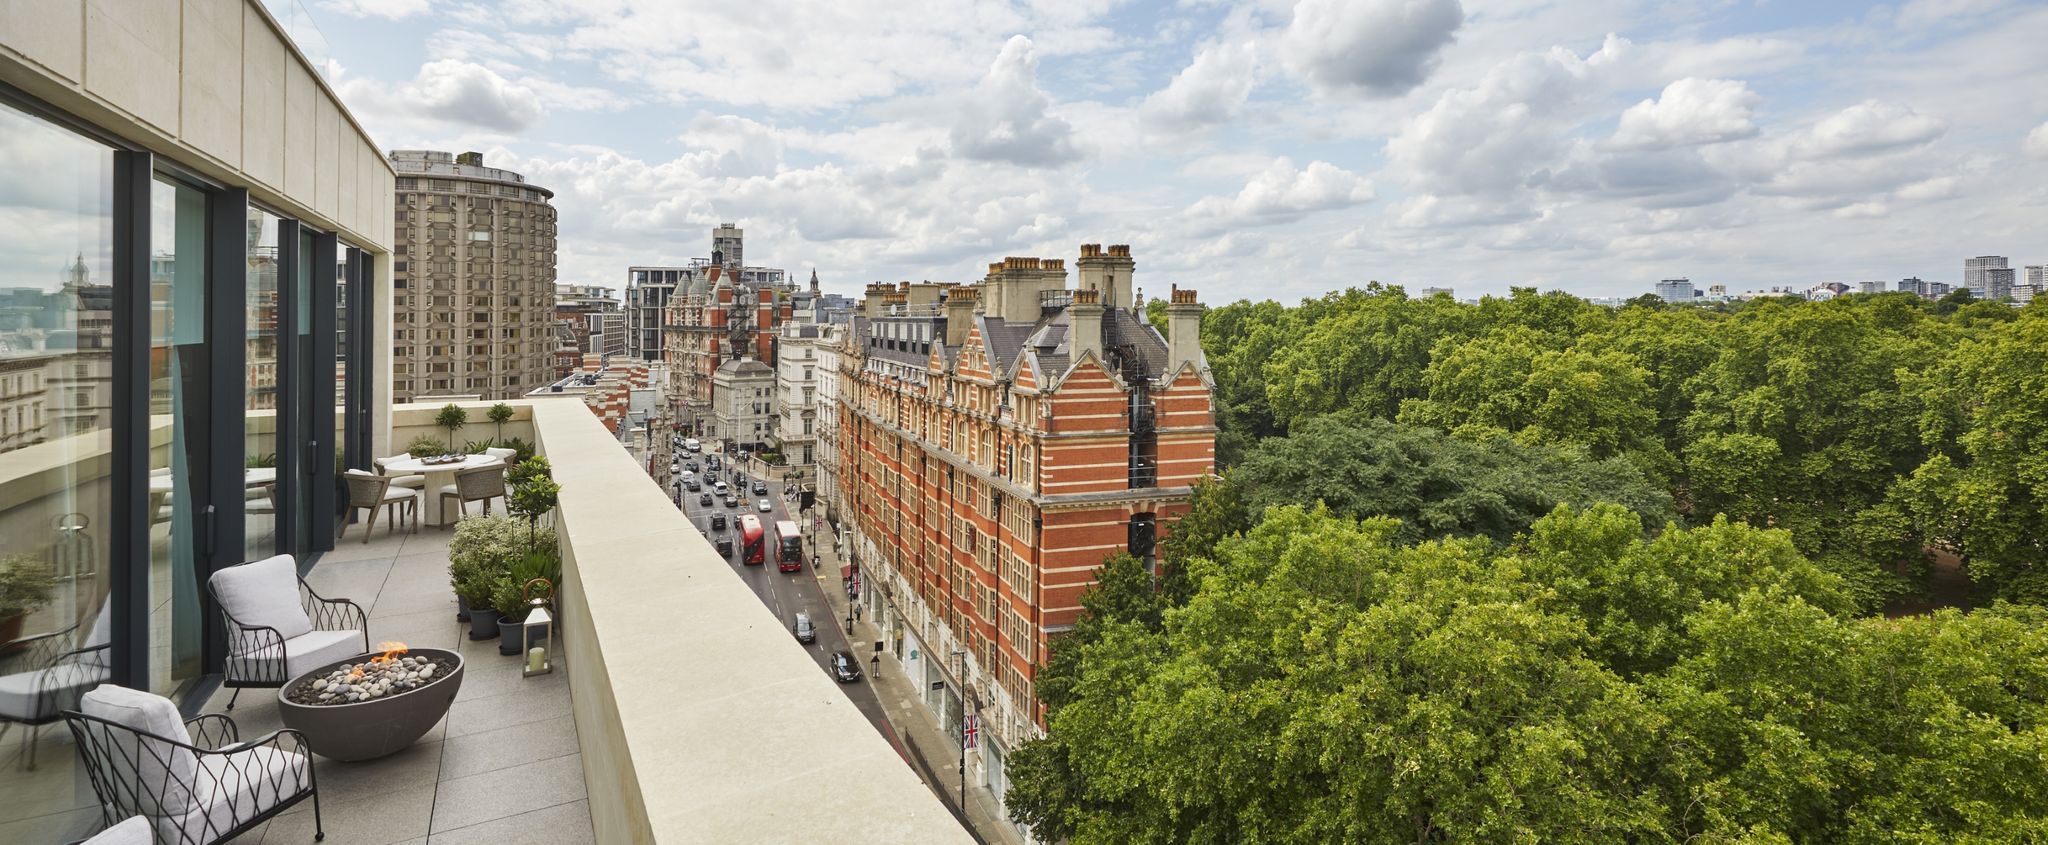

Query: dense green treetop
[1006,290,2048,843]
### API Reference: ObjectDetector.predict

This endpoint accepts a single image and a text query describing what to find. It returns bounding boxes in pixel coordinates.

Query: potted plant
[493,549,561,655]
[487,403,515,442]
[406,433,448,458]
[451,515,522,637]
[0,554,56,648]
[434,403,469,451]
[457,562,504,640]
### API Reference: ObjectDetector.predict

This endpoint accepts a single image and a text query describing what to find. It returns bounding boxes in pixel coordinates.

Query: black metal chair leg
[226,688,242,711]
[311,757,326,841]
[22,723,36,771]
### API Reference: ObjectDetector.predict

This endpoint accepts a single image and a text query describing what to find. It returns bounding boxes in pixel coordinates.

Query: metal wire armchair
[66,685,323,844]
[0,600,110,769]
[207,556,368,710]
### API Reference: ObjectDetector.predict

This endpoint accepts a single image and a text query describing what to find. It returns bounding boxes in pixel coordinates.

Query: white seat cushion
[83,816,152,845]
[389,474,427,490]
[381,486,419,505]
[0,661,109,720]
[484,447,516,461]
[226,629,363,681]
[80,685,199,814]
[152,744,307,844]
[210,556,313,641]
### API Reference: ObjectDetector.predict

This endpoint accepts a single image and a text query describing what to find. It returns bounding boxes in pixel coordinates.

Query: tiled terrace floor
[211,524,595,844]
[0,522,594,845]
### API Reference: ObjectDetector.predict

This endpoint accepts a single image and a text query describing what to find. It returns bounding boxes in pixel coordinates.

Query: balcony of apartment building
[1,0,968,838]
[2,397,971,843]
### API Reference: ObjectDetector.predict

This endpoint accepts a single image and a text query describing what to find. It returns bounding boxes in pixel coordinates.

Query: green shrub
[498,437,536,466]
[434,404,469,449]
[0,554,56,619]
[405,434,447,458]
[507,455,552,487]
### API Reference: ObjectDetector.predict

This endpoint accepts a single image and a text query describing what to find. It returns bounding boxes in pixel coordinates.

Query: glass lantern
[521,577,555,677]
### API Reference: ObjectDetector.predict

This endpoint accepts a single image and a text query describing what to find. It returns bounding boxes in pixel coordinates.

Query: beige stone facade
[389,150,557,402]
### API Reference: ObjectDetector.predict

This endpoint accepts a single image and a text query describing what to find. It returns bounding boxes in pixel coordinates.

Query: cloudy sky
[311,0,2048,303]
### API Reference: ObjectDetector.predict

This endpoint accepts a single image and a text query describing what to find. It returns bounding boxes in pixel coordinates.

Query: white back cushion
[80,685,199,814]
[209,555,313,641]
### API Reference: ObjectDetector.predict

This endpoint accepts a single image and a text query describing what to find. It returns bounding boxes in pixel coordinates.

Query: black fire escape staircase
[1104,315,1158,488]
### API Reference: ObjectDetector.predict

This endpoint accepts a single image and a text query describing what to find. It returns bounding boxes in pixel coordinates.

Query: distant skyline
[312,0,2048,303]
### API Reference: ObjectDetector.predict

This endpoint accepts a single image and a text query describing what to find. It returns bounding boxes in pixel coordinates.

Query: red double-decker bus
[774,520,802,573]
[738,514,765,565]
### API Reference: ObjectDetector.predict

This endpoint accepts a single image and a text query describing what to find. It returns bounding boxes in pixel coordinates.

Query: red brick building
[663,265,795,434]
[838,244,1214,774]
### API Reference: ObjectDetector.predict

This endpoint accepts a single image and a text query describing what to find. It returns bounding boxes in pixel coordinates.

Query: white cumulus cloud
[949,36,1084,168]
[1609,78,1761,150]
[1282,0,1464,97]
[1185,158,1374,229]
[1141,40,1260,133]
[1801,100,1947,157]
[320,0,430,20]
[2026,121,2048,157]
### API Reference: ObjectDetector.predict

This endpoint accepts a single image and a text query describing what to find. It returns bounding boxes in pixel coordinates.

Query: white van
[685,438,702,452]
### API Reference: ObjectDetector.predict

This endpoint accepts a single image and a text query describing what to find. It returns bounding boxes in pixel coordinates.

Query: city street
[663,440,1023,844]
[665,445,899,743]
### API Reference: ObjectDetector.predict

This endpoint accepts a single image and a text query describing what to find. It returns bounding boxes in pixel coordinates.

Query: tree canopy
[1005,289,2048,843]
[1010,506,2048,843]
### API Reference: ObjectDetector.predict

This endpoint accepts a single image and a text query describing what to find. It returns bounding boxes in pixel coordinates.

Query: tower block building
[838,244,1216,759]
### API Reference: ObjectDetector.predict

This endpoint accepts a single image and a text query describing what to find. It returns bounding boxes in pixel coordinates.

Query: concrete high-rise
[389,150,558,402]
[1964,256,2008,298]
[1654,278,1695,302]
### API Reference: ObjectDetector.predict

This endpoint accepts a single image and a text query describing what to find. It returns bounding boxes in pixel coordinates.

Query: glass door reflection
[147,176,206,697]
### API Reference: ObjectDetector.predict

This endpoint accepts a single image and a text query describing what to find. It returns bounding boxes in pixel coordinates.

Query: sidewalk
[803,492,1028,845]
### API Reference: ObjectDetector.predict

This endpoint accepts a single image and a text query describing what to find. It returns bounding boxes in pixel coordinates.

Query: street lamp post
[949,651,971,810]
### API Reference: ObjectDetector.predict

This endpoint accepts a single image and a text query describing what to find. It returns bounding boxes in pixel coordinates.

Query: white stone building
[772,323,826,469]
[813,324,845,519]
[709,358,776,449]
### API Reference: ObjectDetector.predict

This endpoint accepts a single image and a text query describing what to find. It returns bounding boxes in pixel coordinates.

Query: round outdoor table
[378,454,504,526]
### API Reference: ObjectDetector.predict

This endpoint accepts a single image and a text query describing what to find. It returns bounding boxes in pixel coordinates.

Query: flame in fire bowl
[276,643,466,762]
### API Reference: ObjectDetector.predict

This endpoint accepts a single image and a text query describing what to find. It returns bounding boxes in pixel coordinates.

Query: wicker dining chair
[372,454,426,492]
[439,463,508,522]
[341,470,417,543]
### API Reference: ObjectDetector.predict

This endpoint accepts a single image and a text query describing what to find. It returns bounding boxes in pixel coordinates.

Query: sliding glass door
[146,175,208,697]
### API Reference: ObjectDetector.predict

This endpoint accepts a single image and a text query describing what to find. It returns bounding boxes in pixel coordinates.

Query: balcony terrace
[1,400,969,843]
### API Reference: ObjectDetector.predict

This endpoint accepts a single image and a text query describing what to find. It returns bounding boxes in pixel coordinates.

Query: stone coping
[528,400,971,843]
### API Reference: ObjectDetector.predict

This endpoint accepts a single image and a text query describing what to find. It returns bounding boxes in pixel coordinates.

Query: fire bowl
[276,647,465,762]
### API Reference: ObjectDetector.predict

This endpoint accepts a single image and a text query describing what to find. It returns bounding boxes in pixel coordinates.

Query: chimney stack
[1165,285,1205,378]
[1076,243,1136,311]
[1069,287,1104,366]
[944,287,979,347]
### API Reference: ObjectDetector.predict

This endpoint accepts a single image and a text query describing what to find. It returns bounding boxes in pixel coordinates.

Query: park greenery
[1009,287,2048,842]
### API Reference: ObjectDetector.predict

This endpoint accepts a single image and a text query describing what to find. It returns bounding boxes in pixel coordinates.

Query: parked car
[710,513,727,531]
[698,493,713,507]
[715,538,734,557]
[757,499,773,513]
[750,480,768,496]
[793,613,816,644]
[830,651,862,683]
[723,494,740,509]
